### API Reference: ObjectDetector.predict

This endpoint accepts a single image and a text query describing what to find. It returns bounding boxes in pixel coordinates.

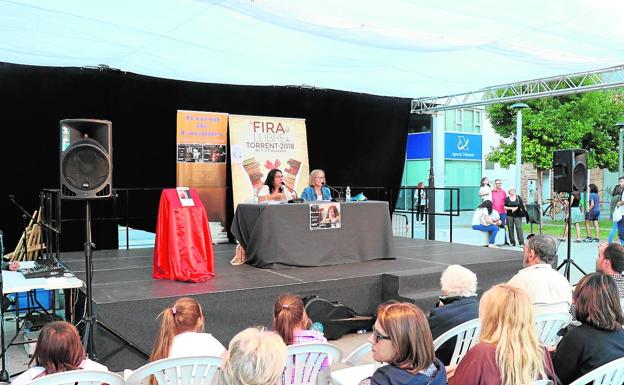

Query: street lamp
[511,103,529,194]
[617,121,624,176]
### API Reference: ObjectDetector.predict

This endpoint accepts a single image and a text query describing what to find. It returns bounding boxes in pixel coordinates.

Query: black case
[303,295,375,340]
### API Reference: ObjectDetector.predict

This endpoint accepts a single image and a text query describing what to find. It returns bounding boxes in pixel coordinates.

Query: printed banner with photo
[229,115,309,209]
[310,203,342,230]
[176,111,228,241]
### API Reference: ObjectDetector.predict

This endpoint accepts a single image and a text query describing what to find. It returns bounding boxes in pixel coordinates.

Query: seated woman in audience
[427,265,479,365]
[301,169,332,201]
[258,168,296,202]
[274,293,329,384]
[12,321,108,385]
[449,284,556,385]
[218,327,287,385]
[150,297,225,361]
[552,272,624,385]
[359,301,446,385]
[471,200,502,248]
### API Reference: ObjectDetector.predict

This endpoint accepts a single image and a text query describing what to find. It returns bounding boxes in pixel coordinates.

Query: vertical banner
[176,110,228,242]
[229,115,309,209]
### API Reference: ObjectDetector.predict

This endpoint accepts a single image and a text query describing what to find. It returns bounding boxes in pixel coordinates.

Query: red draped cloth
[153,188,215,282]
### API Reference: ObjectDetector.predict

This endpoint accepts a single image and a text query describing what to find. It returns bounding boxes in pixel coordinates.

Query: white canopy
[1,0,623,98]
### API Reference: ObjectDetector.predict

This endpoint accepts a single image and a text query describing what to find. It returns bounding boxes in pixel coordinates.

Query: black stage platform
[60,237,523,371]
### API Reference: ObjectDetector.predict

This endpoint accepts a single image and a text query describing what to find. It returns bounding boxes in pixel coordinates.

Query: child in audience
[218,327,287,385]
[359,301,446,385]
[273,293,329,384]
[149,297,225,361]
[11,321,108,385]
[552,273,624,384]
[449,284,556,385]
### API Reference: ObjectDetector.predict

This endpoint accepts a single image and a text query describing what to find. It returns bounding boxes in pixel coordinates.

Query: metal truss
[411,64,624,113]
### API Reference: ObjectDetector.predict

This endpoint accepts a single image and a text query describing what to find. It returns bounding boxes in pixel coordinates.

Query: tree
[485,90,624,225]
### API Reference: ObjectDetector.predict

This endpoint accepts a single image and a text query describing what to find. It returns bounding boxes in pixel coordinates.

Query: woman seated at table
[258,168,296,202]
[359,301,446,385]
[12,321,109,385]
[301,169,332,201]
[448,284,556,385]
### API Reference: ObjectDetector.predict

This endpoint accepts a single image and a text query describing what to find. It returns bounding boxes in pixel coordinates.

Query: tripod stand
[76,200,148,360]
[557,193,586,281]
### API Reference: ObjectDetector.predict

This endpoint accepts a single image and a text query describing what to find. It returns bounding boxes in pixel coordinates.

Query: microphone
[8,194,15,200]
[322,183,345,202]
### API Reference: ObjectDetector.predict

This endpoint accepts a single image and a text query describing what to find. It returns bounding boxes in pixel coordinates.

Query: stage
[60,237,523,371]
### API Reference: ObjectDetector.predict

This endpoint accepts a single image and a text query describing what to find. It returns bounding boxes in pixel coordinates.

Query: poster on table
[310,203,342,230]
[176,110,228,241]
[229,115,309,209]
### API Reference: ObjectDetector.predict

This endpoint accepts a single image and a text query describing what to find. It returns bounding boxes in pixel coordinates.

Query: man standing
[508,234,572,314]
[596,242,624,298]
[491,179,508,245]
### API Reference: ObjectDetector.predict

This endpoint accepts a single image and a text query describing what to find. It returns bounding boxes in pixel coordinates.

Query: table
[231,201,395,268]
[153,188,215,282]
[1,262,84,380]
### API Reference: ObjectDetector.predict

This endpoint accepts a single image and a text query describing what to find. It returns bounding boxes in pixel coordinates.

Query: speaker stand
[557,194,586,282]
[76,201,149,360]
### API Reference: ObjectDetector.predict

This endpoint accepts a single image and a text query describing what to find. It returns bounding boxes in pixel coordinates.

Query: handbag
[613,205,623,223]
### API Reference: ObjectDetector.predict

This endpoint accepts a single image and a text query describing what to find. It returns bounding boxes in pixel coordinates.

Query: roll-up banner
[176,110,228,243]
[229,115,309,209]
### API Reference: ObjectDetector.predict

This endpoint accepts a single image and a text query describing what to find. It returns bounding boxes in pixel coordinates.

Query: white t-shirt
[508,263,572,313]
[169,332,226,358]
[471,208,488,226]
[479,185,492,202]
[11,359,108,385]
[257,185,294,201]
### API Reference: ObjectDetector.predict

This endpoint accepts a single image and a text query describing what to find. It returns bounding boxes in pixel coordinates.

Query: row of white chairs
[24,343,342,385]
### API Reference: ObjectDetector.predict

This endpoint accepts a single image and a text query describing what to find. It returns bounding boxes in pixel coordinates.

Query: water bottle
[356,329,367,334]
[345,186,351,201]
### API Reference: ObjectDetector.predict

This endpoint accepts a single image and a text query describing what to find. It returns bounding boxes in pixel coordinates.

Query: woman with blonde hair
[301,169,332,201]
[149,297,225,362]
[359,301,445,385]
[449,284,556,385]
[218,327,287,385]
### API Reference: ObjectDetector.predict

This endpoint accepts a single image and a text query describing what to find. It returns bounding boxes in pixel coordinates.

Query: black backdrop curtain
[0,62,409,252]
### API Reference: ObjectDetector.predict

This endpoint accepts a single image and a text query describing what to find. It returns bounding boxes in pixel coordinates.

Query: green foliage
[485,90,624,171]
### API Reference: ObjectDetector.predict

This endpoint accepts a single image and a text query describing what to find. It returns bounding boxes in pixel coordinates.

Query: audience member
[427,265,479,365]
[503,188,526,246]
[595,242,624,297]
[218,327,287,385]
[479,177,492,202]
[149,297,225,362]
[449,284,556,385]
[359,301,446,385]
[471,200,502,248]
[583,183,601,242]
[608,176,624,244]
[301,169,332,201]
[258,169,295,202]
[11,321,108,385]
[552,273,624,384]
[508,234,572,314]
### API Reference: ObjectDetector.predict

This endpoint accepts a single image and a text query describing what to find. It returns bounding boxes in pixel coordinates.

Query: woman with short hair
[218,327,287,385]
[11,321,108,385]
[359,301,446,385]
[449,284,556,385]
[301,169,332,201]
[552,272,624,384]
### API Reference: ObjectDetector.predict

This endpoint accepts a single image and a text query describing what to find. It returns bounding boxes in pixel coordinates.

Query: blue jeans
[473,224,499,244]
[609,221,619,243]
[617,218,624,245]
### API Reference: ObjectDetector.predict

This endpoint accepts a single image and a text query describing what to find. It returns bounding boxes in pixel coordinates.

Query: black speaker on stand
[552,148,588,282]
[59,119,147,360]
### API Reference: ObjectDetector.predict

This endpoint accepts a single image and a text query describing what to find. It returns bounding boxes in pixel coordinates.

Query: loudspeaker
[60,119,112,199]
[526,204,541,224]
[553,149,587,193]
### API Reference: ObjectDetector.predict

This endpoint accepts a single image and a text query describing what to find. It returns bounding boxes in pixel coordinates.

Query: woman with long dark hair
[471,200,502,248]
[258,168,295,202]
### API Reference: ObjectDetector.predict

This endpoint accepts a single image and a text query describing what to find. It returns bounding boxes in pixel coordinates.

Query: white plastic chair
[331,342,377,385]
[534,312,572,346]
[433,318,481,366]
[126,356,222,385]
[532,381,553,385]
[27,370,125,385]
[281,342,342,385]
[341,342,372,365]
[569,356,624,385]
